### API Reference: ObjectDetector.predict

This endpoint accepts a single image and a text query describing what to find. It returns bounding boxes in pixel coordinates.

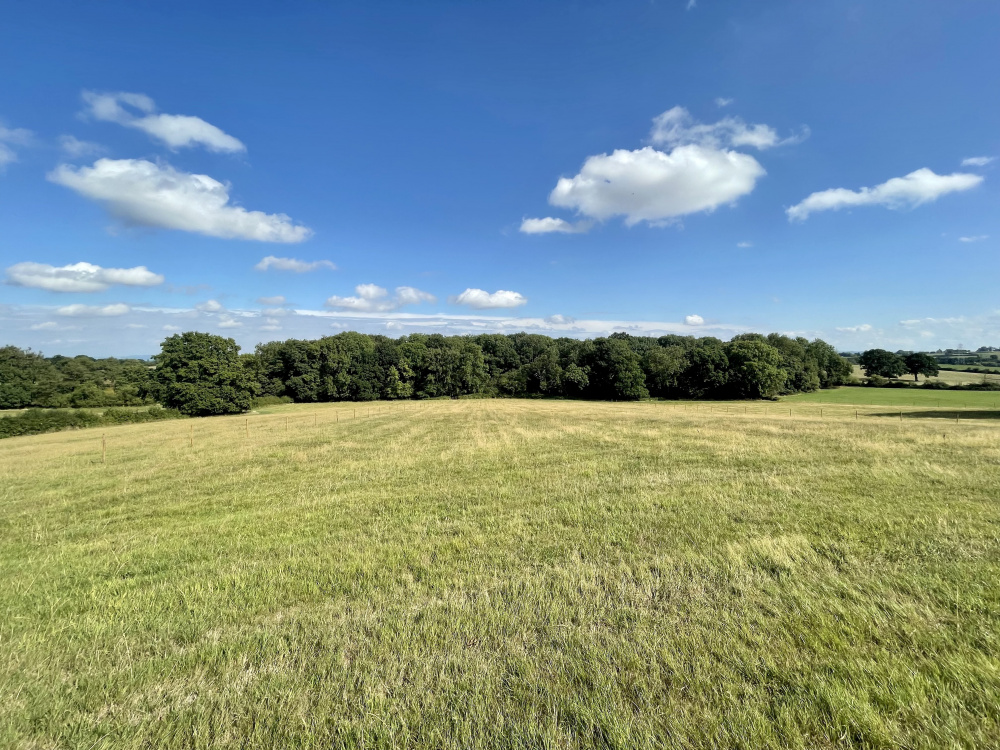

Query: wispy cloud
[787,168,983,221]
[961,156,994,168]
[81,91,245,153]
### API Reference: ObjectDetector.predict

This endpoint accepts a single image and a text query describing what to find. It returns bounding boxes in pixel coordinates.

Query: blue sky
[1,0,998,356]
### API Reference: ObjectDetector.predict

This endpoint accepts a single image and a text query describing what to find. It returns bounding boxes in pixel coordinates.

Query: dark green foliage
[153,333,254,416]
[859,349,907,379]
[904,352,940,382]
[0,346,154,409]
[0,406,181,439]
[725,339,786,399]
[4,330,854,412]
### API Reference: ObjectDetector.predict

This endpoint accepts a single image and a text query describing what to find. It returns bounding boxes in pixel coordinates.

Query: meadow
[2,398,999,748]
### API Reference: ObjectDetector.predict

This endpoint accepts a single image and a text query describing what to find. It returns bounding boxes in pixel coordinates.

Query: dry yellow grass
[2,399,999,748]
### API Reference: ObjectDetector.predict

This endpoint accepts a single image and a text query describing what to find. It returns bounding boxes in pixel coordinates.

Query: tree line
[2,331,852,416]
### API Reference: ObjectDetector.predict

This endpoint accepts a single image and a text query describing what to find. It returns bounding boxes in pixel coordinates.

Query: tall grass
[1,400,998,748]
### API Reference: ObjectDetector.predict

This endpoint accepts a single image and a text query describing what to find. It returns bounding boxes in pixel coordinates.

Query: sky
[1,0,998,357]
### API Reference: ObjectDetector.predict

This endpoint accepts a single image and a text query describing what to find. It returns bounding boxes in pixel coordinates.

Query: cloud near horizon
[787,168,983,222]
[325,284,436,312]
[5,261,164,292]
[81,91,246,153]
[255,256,335,272]
[451,288,528,309]
[48,159,312,242]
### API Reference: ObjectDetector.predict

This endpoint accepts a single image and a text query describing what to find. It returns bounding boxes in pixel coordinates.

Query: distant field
[850,363,1000,387]
[2,400,999,748]
[782,386,1000,409]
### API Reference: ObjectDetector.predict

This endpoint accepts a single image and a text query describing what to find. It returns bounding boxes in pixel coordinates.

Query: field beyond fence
[1,398,998,748]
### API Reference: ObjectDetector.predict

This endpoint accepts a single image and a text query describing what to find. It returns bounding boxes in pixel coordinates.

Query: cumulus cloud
[835,323,872,333]
[56,303,130,317]
[450,288,528,309]
[48,159,312,242]
[218,315,242,329]
[787,168,983,222]
[255,256,335,272]
[81,91,245,153]
[649,106,804,151]
[5,261,163,292]
[961,156,994,168]
[0,122,33,168]
[550,145,765,226]
[58,135,104,158]
[519,217,592,234]
[684,314,704,326]
[260,317,281,331]
[196,299,223,312]
[256,295,286,305]
[959,235,989,243]
[325,284,435,312]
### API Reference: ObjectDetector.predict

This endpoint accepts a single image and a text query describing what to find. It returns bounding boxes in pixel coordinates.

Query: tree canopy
[859,349,907,379]
[153,332,254,416]
[903,352,940,382]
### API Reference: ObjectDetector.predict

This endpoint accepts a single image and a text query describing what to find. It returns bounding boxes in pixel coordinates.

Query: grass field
[2,399,999,748]
[782,385,1000,410]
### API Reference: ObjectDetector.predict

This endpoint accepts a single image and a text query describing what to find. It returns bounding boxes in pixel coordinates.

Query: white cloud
[519,217,591,234]
[56,303,130,317]
[649,106,802,151]
[256,295,286,305]
[959,235,988,243]
[736,241,753,248]
[218,315,242,329]
[30,321,59,330]
[684,314,704,326]
[835,323,872,333]
[125,323,147,329]
[6,261,163,292]
[550,145,765,226]
[48,159,312,242]
[715,98,733,108]
[260,317,281,331]
[787,168,983,222]
[0,122,33,169]
[961,156,994,168]
[81,91,245,153]
[58,135,104,158]
[528,107,801,230]
[255,256,335,272]
[163,324,181,331]
[325,284,435,312]
[686,0,696,9]
[196,299,223,312]
[451,288,528,309]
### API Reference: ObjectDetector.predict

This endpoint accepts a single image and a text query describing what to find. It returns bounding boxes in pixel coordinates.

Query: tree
[724,339,786,399]
[582,337,649,400]
[153,332,254,416]
[903,352,939,382]
[858,349,906,379]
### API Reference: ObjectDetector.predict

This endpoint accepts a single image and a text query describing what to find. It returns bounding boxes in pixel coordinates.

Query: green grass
[2,400,999,748]
[782,386,1000,409]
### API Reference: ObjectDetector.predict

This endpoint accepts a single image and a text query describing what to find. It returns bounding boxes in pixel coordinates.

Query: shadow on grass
[872,410,1000,421]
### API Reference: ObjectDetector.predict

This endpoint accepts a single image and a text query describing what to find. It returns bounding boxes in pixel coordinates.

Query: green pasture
[2,399,999,748]
[781,385,1000,409]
